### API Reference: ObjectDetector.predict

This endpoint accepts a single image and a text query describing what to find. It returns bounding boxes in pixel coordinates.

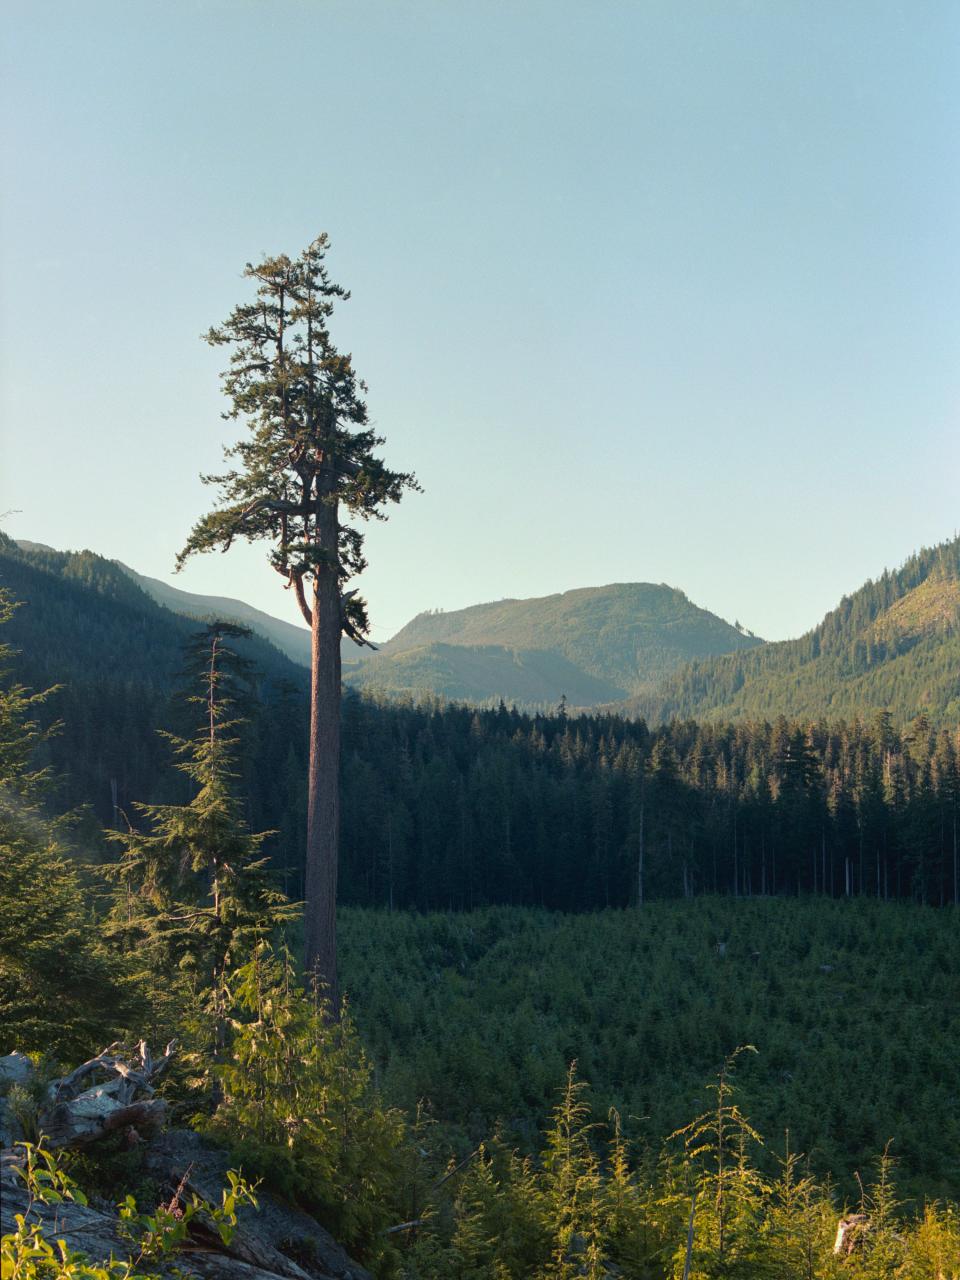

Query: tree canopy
[177,234,417,641]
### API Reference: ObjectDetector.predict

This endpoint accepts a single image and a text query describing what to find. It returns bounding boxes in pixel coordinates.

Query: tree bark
[303,482,342,1012]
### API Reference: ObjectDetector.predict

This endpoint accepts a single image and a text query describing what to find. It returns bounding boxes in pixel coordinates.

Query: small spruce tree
[109,622,291,1048]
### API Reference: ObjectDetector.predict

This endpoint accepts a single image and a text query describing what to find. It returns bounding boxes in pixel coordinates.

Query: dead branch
[50,1045,125,1101]
[20,1040,180,1152]
[384,1218,428,1236]
[239,498,304,520]
[433,1146,481,1191]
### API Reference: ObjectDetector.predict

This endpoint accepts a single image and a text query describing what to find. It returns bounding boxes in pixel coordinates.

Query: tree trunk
[637,795,644,907]
[304,492,343,1013]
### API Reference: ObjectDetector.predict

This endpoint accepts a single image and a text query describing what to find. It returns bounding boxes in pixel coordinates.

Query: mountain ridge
[114,560,317,668]
[13,540,762,710]
[623,535,960,725]
[14,541,366,669]
[353,581,762,706]
[346,640,629,707]
[9,532,960,725]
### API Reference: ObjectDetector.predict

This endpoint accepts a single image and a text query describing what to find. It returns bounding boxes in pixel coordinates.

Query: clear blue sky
[2,1,958,642]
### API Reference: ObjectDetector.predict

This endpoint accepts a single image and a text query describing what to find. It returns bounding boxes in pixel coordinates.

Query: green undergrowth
[338,898,960,1202]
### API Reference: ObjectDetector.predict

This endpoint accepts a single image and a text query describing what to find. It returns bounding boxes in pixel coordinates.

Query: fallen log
[44,1039,177,1151]
[50,1039,177,1108]
[42,1095,168,1151]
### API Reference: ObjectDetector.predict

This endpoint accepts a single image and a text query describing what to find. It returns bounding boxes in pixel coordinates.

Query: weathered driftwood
[45,1095,169,1151]
[42,1039,177,1151]
[51,1039,178,1106]
[832,1211,909,1262]
[0,1040,177,1176]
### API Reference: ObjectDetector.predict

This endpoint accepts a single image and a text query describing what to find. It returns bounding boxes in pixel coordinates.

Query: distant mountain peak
[347,580,761,709]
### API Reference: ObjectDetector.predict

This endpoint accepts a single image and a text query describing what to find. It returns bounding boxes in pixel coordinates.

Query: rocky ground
[0,1048,371,1280]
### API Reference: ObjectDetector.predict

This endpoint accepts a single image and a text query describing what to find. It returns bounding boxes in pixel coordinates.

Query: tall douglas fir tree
[178,236,418,1007]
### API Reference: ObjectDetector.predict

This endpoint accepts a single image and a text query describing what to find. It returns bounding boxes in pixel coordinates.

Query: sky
[2,0,958,644]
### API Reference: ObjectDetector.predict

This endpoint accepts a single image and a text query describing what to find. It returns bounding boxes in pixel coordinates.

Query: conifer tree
[669,1045,766,1275]
[178,236,418,1006]
[110,622,291,1044]
[0,590,139,1056]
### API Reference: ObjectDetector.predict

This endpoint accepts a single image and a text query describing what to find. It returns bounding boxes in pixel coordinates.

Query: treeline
[4,535,959,913]
[336,698,960,912]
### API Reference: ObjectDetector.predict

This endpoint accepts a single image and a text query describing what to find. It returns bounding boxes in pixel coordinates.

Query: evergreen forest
[2,531,960,1278]
[629,537,960,728]
[3,535,959,915]
[4,3,958,1272]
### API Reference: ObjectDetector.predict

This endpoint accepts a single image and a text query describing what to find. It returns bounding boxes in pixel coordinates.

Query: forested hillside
[346,582,761,706]
[3,534,958,910]
[115,558,315,666]
[629,536,960,727]
[4,533,960,1279]
[0,534,310,842]
[345,640,627,705]
[16,538,360,669]
[112,557,364,667]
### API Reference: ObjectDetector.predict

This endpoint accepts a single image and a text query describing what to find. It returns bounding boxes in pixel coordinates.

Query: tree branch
[341,615,376,650]
[240,497,305,520]
[293,574,313,628]
[340,589,377,650]
[384,1218,428,1236]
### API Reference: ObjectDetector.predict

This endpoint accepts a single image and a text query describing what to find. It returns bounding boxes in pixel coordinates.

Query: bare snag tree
[178,235,418,1009]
